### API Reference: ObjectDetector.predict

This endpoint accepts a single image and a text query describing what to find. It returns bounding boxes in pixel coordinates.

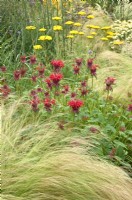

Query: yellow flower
[113,40,124,45]
[107,35,113,39]
[101,26,111,30]
[66,35,74,39]
[87,15,95,19]
[52,16,62,20]
[107,31,115,36]
[91,32,97,35]
[86,36,94,39]
[100,37,109,41]
[87,25,100,29]
[39,28,47,32]
[65,21,74,25]
[77,11,86,16]
[78,31,84,35]
[38,35,52,41]
[73,22,82,27]
[53,25,63,31]
[69,30,79,35]
[33,45,43,50]
[25,26,36,30]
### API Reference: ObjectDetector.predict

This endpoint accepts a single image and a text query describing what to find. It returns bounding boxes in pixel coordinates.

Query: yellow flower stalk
[69,30,79,35]
[38,35,52,41]
[52,16,62,20]
[25,26,36,30]
[39,28,47,32]
[53,25,63,31]
[87,15,95,19]
[78,32,85,35]
[77,11,86,16]
[91,32,97,35]
[65,21,74,25]
[33,45,43,50]
[73,23,82,27]
[87,36,94,39]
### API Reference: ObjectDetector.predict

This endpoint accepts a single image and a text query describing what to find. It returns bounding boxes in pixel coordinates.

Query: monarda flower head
[0,85,11,97]
[43,98,55,111]
[68,99,83,113]
[20,56,26,63]
[105,77,116,91]
[73,65,80,74]
[14,70,21,81]
[0,66,7,72]
[45,78,53,89]
[90,64,98,77]
[62,85,69,94]
[30,55,37,65]
[36,65,45,77]
[51,60,64,72]
[49,73,63,86]
[20,67,27,77]
[87,58,94,68]
[30,96,40,112]
[75,58,83,67]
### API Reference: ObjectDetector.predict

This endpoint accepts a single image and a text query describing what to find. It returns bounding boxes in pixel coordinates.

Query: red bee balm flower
[73,65,80,74]
[45,78,52,89]
[14,70,21,80]
[49,73,63,86]
[0,85,11,97]
[20,56,26,63]
[0,66,7,72]
[30,55,37,64]
[30,96,40,112]
[68,99,83,113]
[90,64,98,77]
[43,98,55,111]
[51,60,64,72]
[105,77,116,91]
[128,104,132,112]
[75,58,83,67]
[20,67,27,77]
[87,58,93,68]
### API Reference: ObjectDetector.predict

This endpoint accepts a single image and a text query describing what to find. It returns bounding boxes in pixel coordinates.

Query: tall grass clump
[1,100,132,200]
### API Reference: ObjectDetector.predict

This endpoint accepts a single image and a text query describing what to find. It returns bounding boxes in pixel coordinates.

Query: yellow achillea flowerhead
[87,15,95,19]
[33,45,43,50]
[87,25,100,29]
[39,28,47,32]
[65,21,74,25]
[69,30,79,35]
[113,40,124,45]
[91,32,97,35]
[38,35,52,41]
[78,32,84,35]
[77,11,86,15]
[53,25,63,31]
[87,36,94,39]
[66,35,74,38]
[107,35,113,39]
[100,37,109,41]
[73,23,82,26]
[25,26,36,30]
[107,31,115,36]
[101,26,111,30]
[52,16,62,20]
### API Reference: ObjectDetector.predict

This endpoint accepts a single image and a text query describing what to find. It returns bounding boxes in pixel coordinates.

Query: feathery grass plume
[1,100,132,200]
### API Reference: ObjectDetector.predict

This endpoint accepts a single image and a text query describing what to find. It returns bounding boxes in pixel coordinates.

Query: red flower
[75,58,83,67]
[128,104,132,112]
[45,78,52,89]
[30,55,37,64]
[89,127,99,133]
[20,67,27,77]
[44,91,50,97]
[87,58,93,68]
[71,92,77,98]
[90,64,98,77]
[14,70,21,80]
[20,56,26,63]
[37,87,43,93]
[30,90,37,96]
[36,66,45,77]
[31,75,37,82]
[0,66,7,72]
[49,73,63,86]
[62,85,69,94]
[81,80,87,87]
[73,65,80,74]
[105,77,116,91]
[0,85,11,97]
[30,96,40,112]
[51,60,64,72]
[68,99,83,113]
[80,88,88,96]
[43,98,55,111]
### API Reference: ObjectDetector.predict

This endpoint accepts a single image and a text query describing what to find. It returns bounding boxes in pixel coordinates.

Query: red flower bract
[90,64,98,77]
[105,77,116,91]
[51,60,64,72]
[30,96,40,112]
[68,99,83,113]
[14,70,21,80]
[20,56,26,63]
[75,58,83,67]
[73,65,80,74]
[30,55,37,65]
[49,73,63,86]
[87,58,93,68]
